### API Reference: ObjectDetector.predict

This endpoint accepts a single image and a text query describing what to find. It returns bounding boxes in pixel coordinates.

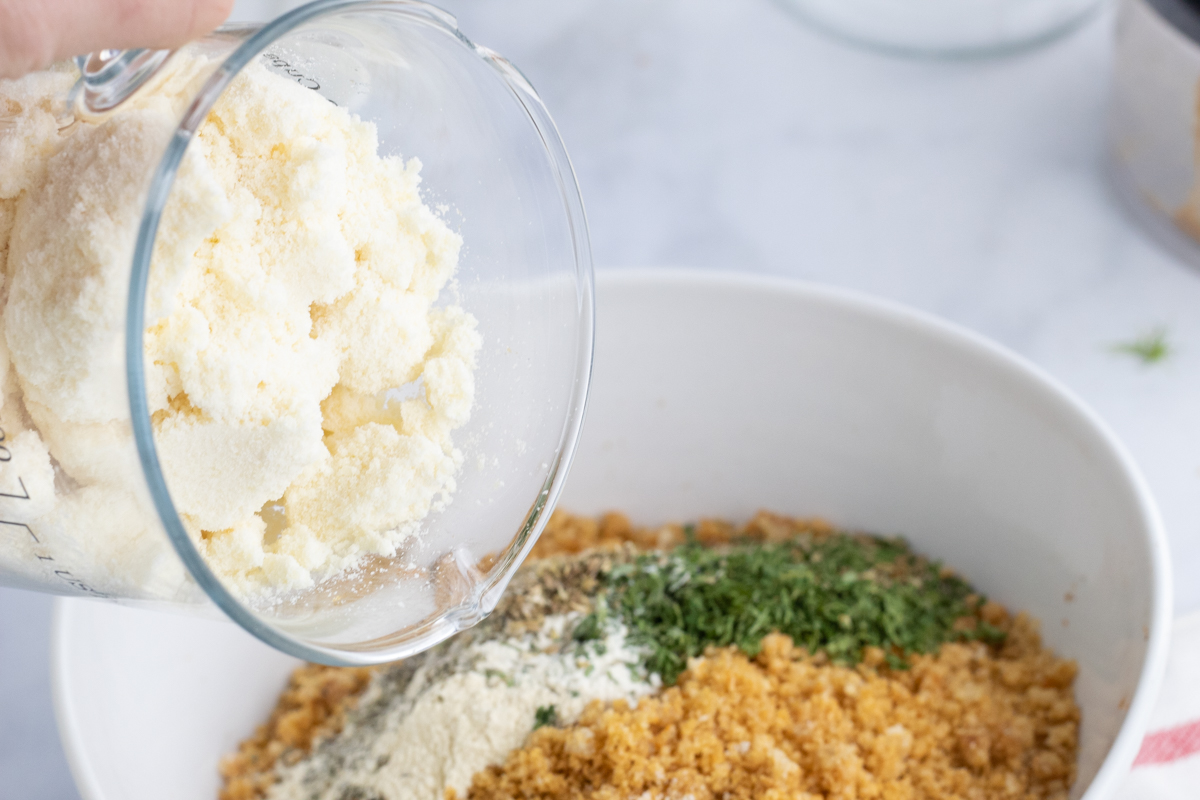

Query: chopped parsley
[483,668,515,687]
[1111,328,1172,365]
[534,704,558,729]
[575,533,1001,685]
[571,603,605,642]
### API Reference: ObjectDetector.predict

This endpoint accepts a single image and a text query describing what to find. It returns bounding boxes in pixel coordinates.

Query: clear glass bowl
[0,0,593,665]
[780,0,1106,57]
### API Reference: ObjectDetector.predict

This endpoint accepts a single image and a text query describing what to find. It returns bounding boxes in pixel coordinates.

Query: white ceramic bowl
[53,271,1170,800]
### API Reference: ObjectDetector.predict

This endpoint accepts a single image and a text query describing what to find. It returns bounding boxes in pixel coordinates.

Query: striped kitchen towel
[1116,609,1200,798]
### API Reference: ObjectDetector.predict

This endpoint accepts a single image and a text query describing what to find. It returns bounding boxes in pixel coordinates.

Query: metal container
[1112,0,1200,251]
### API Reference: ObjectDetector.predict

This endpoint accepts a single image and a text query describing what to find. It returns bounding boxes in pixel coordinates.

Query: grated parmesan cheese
[0,55,479,599]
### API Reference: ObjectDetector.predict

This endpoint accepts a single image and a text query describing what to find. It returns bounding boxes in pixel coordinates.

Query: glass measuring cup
[0,0,593,664]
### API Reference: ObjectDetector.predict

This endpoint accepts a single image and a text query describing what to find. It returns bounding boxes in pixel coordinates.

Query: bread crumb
[464,623,1078,800]
[219,665,374,800]
[528,508,832,558]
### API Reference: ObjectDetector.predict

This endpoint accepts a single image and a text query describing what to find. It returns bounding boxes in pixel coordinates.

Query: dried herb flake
[579,533,998,685]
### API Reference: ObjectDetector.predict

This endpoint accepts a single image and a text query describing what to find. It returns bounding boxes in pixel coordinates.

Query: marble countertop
[3,0,1198,796]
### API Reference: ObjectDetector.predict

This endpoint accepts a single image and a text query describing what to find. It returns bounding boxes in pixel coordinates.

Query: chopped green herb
[572,613,602,643]
[572,594,609,645]
[483,668,515,687]
[533,704,558,729]
[1111,328,1172,365]
[597,534,997,685]
[975,620,1007,646]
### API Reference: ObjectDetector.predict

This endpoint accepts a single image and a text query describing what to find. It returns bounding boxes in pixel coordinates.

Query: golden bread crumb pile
[218,665,374,800]
[462,620,1077,800]
[530,508,833,558]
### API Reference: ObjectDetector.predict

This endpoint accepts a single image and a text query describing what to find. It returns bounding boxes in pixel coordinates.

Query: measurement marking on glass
[261,52,337,104]
[1,424,108,596]
[0,476,29,500]
[0,518,107,596]
[0,519,39,543]
[262,52,321,90]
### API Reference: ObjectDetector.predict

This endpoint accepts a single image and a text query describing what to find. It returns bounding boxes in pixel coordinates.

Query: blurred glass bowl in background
[780,0,1106,57]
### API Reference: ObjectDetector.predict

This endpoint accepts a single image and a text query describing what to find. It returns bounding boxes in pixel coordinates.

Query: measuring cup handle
[72,49,174,114]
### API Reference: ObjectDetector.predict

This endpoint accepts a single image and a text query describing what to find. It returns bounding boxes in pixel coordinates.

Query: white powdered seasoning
[0,56,479,597]
[270,615,657,800]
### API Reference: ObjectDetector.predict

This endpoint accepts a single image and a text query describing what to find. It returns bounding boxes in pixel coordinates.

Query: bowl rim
[53,268,1172,800]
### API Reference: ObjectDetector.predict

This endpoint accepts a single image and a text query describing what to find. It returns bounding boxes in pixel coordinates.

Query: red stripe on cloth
[1134,719,1200,766]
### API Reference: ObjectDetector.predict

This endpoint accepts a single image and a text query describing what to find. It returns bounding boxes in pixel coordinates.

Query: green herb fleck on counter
[1111,328,1172,365]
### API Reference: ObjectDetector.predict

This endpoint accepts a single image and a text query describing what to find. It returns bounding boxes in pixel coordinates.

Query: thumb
[1,0,235,80]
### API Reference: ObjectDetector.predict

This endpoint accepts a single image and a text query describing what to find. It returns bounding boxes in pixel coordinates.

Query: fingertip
[188,0,235,39]
[38,0,238,71]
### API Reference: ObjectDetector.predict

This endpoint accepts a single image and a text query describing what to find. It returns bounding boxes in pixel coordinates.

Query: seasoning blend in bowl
[219,511,1081,800]
[0,0,594,665]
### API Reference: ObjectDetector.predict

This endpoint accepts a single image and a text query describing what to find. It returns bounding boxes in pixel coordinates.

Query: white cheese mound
[0,56,479,598]
[270,615,658,800]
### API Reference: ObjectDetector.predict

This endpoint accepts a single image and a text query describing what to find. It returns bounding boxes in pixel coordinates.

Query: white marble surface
[3,0,1199,796]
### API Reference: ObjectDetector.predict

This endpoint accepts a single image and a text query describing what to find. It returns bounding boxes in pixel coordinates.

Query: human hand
[0,0,234,79]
